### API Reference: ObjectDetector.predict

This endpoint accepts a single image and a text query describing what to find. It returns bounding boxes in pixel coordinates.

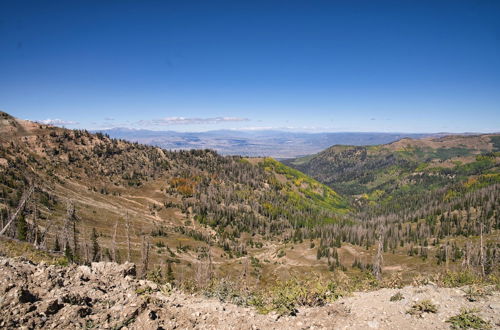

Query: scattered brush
[440,271,482,288]
[203,278,251,306]
[446,308,491,329]
[389,292,404,302]
[411,274,432,287]
[249,277,344,316]
[383,273,404,289]
[463,286,490,302]
[406,299,438,316]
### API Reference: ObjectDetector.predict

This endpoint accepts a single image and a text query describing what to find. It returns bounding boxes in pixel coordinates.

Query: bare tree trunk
[6,208,11,236]
[480,222,485,276]
[112,218,118,262]
[179,264,184,287]
[195,260,208,288]
[73,219,78,260]
[141,235,150,277]
[462,242,471,269]
[0,185,34,236]
[373,226,384,281]
[242,257,249,290]
[78,226,89,264]
[84,228,90,264]
[445,243,449,271]
[32,199,38,248]
[207,243,213,283]
[125,213,131,262]
[62,200,75,252]
[38,222,52,251]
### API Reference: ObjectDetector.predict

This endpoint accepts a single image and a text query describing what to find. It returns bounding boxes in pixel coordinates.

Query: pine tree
[54,236,61,252]
[16,214,27,241]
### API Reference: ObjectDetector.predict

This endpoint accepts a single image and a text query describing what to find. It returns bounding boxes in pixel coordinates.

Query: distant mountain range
[93,128,450,158]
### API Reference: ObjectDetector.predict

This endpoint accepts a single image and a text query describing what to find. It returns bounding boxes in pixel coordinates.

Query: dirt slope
[1,257,498,329]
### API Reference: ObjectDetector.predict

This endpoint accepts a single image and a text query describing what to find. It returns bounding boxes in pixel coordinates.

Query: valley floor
[0,257,499,329]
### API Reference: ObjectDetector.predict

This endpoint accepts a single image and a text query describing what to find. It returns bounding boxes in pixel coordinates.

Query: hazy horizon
[1,1,499,133]
[91,126,499,135]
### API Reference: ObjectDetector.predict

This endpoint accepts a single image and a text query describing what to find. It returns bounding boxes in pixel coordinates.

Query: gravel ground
[0,257,498,329]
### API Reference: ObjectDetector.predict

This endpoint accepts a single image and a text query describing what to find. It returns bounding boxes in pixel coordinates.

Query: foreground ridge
[0,256,498,329]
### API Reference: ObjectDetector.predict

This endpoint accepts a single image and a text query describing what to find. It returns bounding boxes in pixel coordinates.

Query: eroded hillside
[0,111,349,285]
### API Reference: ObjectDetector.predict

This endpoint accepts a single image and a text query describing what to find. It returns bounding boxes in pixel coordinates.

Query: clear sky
[1,0,499,132]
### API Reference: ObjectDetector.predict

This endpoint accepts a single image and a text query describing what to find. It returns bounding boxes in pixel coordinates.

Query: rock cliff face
[1,256,499,329]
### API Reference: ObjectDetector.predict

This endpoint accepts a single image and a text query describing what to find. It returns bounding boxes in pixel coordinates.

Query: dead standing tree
[37,221,53,251]
[195,243,214,288]
[112,218,118,262]
[81,226,90,263]
[62,201,72,251]
[125,213,131,262]
[62,200,79,262]
[207,239,213,283]
[140,235,150,278]
[372,225,385,281]
[0,185,34,237]
[480,221,485,277]
[26,197,38,247]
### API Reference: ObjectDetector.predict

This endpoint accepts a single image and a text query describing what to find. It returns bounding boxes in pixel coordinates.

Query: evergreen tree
[16,214,27,241]
[54,236,61,252]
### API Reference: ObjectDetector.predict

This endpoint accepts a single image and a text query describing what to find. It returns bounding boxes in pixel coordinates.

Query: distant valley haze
[92,128,447,158]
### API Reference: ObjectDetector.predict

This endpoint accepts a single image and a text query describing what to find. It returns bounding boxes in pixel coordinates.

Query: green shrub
[487,274,500,291]
[441,271,482,288]
[135,286,152,295]
[345,270,379,292]
[389,292,404,301]
[155,241,165,248]
[203,278,249,306]
[55,257,69,267]
[407,300,438,315]
[463,286,490,302]
[253,277,342,316]
[146,267,166,285]
[446,308,491,329]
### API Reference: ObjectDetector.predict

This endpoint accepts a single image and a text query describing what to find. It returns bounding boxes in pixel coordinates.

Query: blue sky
[1,0,499,132]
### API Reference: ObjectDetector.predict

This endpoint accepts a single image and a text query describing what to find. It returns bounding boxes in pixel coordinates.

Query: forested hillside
[1,111,499,292]
[0,111,349,284]
[285,134,500,275]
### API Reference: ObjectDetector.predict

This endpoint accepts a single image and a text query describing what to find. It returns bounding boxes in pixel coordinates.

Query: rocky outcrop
[0,257,499,329]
